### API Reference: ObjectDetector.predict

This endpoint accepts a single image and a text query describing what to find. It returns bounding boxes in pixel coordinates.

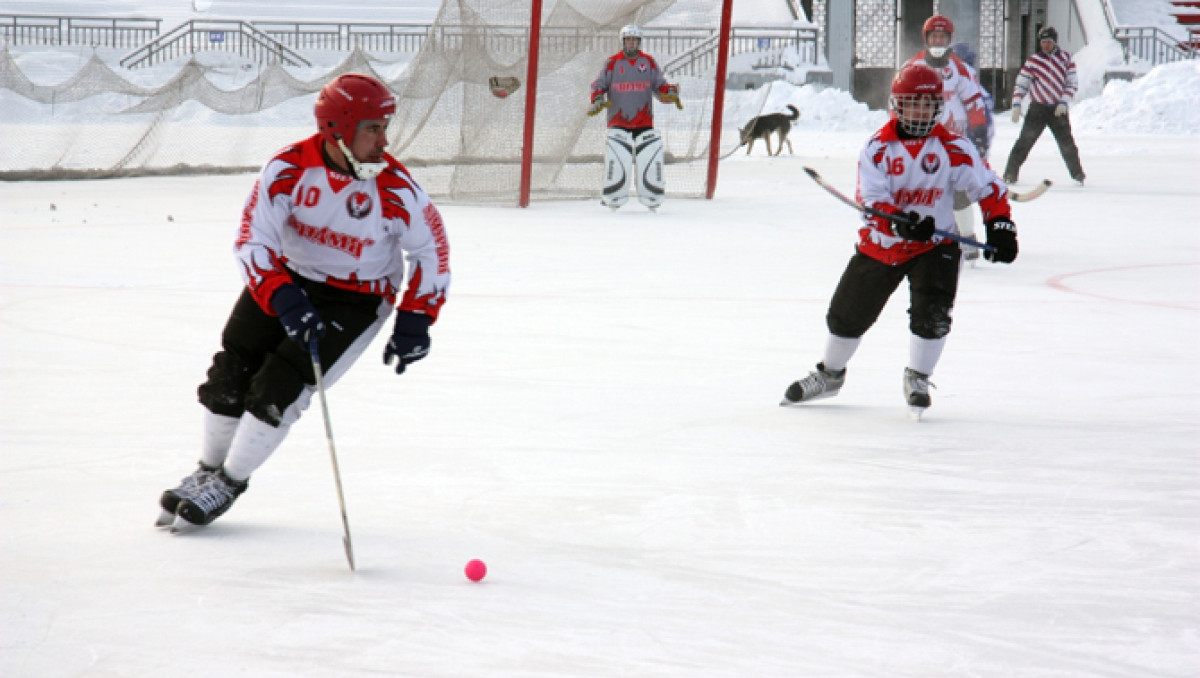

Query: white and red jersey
[902,51,988,136]
[855,120,1011,266]
[236,134,450,321]
[590,51,672,130]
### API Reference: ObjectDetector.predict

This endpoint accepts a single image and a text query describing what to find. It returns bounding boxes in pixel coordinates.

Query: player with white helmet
[588,24,681,211]
[157,73,451,531]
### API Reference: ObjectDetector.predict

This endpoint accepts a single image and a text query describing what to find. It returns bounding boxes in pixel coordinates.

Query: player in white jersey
[782,65,1018,418]
[157,73,451,531]
[902,15,992,263]
[949,40,998,263]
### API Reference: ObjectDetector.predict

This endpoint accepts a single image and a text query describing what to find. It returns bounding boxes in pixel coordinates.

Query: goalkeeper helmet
[890,64,944,137]
[314,73,396,147]
[619,24,643,54]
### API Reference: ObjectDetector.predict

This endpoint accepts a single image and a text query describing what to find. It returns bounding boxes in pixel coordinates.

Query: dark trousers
[1004,102,1085,180]
[197,274,387,426]
[826,245,962,340]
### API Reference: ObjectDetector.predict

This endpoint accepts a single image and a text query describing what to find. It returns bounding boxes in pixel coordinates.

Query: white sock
[821,334,862,372]
[200,411,241,468]
[909,335,947,376]
[955,206,976,238]
[222,414,291,482]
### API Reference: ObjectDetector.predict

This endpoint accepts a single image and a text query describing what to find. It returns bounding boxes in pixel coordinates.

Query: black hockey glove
[895,211,936,241]
[383,311,432,375]
[967,126,989,157]
[983,217,1019,263]
[271,284,326,346]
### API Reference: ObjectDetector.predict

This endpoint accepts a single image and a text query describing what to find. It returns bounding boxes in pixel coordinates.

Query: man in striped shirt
[1003,27,1087,185]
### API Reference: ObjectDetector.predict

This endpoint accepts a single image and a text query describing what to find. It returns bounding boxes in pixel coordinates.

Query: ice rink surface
[3,108,1200,675]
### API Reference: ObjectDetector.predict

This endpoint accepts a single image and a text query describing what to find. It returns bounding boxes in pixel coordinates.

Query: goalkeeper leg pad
[602,128,634,209]
[634,129,665,209]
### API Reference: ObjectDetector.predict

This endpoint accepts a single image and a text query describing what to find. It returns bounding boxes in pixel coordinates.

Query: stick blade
[1011,179,1051,203]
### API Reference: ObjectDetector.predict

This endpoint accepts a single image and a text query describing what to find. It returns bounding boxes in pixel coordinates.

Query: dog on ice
[738,104,800,156]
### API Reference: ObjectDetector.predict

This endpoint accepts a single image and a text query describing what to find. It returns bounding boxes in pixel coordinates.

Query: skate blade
[155,509,175,528]
[908,406,927,421]
[169,514,203,534]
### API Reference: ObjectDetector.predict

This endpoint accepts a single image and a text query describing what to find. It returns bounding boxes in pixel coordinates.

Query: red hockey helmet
[923,15,954,42]
[890,64,944,137]
[314,73,396,147]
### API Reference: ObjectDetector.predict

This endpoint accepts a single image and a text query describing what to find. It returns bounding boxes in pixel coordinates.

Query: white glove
[1055,103,1068,117]
[1011,108,1021,123]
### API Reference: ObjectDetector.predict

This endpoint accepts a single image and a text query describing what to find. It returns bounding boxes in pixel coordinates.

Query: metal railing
[254,21,431,53]
[0,14,160,48]
[253,22,721,58]
[664,26,820,78]
[1113,25,1198,65]
[120,20,310,69]
[6,13,819,75]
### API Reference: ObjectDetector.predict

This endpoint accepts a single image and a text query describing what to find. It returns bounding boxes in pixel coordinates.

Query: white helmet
[619,24,643,43]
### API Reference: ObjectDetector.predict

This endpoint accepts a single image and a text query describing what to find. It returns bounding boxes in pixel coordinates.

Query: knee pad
[243,353,310,427]
[634,129,665,208]
[197,350,255,418]
[909,302,953,339]
[603,128,634,208]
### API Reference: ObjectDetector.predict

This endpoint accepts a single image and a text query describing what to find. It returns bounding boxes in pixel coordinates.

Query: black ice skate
[156,462,218,527]
[903,367,936,420]
[781,363,846,405]
[172,467,248,532]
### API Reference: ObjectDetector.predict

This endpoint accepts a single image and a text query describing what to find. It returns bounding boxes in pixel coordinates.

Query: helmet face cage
[890,65,944,137]
[314,74,396,148]
[923,15,954,58]
[891,93,943,136]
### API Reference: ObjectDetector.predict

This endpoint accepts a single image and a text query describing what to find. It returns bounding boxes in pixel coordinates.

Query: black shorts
[826,244,961,340]
[197,272,388,426]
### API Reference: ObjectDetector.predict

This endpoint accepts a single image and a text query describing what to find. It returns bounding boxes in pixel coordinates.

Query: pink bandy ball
[464,559,487,582]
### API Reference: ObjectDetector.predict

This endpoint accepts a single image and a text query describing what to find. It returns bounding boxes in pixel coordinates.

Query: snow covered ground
[3,51,1199,677]
[3,1,1200,675]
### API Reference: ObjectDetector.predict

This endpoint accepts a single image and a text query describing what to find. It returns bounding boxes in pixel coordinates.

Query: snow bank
[1072,61,1200,134]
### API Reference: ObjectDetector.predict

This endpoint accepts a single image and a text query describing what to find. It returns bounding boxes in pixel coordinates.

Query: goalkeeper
[588,24,681,211]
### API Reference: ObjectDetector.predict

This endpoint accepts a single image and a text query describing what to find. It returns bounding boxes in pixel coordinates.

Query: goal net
[0,0,726,204]
[389,0,723,203]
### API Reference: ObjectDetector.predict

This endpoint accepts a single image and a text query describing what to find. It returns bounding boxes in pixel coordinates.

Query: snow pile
[1072,38,1131,101]
[1072,61,1200,134]
[725,81,886,132]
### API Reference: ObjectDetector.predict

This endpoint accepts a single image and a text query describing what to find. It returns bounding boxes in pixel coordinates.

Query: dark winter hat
[1039,27,1058,43]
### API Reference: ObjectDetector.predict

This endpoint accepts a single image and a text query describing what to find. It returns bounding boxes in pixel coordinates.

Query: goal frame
[516,0,734,207]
